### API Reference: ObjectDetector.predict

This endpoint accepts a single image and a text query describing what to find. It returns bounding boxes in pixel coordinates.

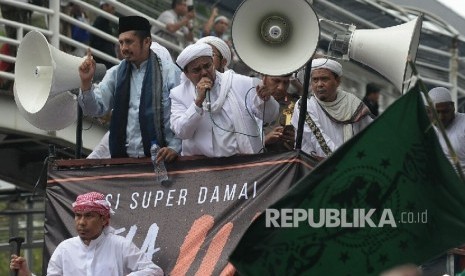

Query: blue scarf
[109,51,166,157]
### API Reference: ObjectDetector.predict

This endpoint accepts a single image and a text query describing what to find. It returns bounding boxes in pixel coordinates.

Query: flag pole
[295,60,312,150]
[408,60,465,182]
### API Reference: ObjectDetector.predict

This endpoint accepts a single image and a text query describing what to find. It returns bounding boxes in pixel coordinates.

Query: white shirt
[87,131,111,159]
[150,42,173,63]
[291,96,372,157]
[170,71,279,157]
[153,10,189,47]
[47,227,163,276]
[436,113,465,174]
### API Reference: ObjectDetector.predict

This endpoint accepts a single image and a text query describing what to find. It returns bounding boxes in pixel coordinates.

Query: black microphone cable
[206,86,262,138]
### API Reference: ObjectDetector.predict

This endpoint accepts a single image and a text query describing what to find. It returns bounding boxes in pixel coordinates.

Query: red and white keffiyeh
[72,192,113,217]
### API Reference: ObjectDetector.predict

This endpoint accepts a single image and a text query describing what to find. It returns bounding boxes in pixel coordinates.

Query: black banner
[44,151,316,275]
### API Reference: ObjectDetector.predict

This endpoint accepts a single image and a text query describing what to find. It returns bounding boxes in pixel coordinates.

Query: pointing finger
[86,48,93,60]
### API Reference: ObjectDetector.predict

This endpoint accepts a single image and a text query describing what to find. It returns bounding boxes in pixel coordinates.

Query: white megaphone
[14,83,78,131]
[323,15,423,93]
[231,0,320,76]
[14,30,106,131]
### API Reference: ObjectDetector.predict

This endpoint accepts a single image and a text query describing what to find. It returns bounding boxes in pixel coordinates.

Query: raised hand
[256,84,272,102]
[79,48,96,91]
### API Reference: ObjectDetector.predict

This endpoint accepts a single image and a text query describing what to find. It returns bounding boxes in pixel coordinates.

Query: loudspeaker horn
[325,14,423,93]
[14,84,78,131]
[14,30,106,130]
[231,0,320,76]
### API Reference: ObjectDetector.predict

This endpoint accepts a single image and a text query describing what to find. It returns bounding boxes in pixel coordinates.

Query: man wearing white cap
[11,192,163,276]
[428,87,465,174]
[194,38,293,153]
[291,58,373,160]
[201,7,229,40]
[196,36,231,73]
[170,43,279,157]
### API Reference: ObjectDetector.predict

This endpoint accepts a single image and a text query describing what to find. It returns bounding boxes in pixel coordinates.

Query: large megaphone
[14,30,106,130]
[324,14,423,93]
[231,0,320,76]
[14,84,78,131]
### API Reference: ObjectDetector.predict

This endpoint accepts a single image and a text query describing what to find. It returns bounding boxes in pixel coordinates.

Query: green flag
[230,85,465,275]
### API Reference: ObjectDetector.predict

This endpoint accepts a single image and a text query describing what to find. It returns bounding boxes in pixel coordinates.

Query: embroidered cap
[99,0,111,6]
[311,58,343,77]
[214,15,229,25]
[428,87,453,104]
[197,36,231,66]
[100,0,117,6]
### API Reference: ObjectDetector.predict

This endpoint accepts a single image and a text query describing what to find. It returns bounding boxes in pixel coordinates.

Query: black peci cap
[118,16,151,35]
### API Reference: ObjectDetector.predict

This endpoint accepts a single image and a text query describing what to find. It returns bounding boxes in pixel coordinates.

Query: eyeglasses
[189,62,213,74]
[212,52,223,60]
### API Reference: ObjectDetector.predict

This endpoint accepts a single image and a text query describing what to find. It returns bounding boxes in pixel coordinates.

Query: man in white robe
[291,58,373,160]
[428,87,465,175]
[196,36,231,73]
[49,192,163,275]
[170,43,279,157]
[10,192,162,276]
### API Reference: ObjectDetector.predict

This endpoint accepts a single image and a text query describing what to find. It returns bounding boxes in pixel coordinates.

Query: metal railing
[0,0,188,83]
[0,194,45,275]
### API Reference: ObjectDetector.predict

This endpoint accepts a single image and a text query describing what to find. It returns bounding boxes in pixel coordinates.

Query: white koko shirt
[292,95,372,157]
[47,227,163,276]
[435,112,465,174]
[170,71,279,157]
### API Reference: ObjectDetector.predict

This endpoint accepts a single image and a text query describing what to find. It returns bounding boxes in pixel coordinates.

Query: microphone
[206,89,211,112]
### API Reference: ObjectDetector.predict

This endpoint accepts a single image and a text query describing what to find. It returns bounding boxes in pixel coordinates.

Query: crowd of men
[8,0,465,274]
[76,12,383,163]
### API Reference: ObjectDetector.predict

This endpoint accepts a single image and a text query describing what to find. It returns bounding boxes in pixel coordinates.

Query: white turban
[176,43,212,70]
[214,15,229,25]
[428,87,453,104]
[311,58,343,76]
[197,36,231,66]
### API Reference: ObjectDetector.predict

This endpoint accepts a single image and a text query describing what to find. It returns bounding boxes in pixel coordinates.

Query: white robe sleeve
[241,75,279,124]
[123,241,163,276]
[251,93,279,124]
[46,244,64,276]
[87,131,111,159]
[169,86,204,139]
